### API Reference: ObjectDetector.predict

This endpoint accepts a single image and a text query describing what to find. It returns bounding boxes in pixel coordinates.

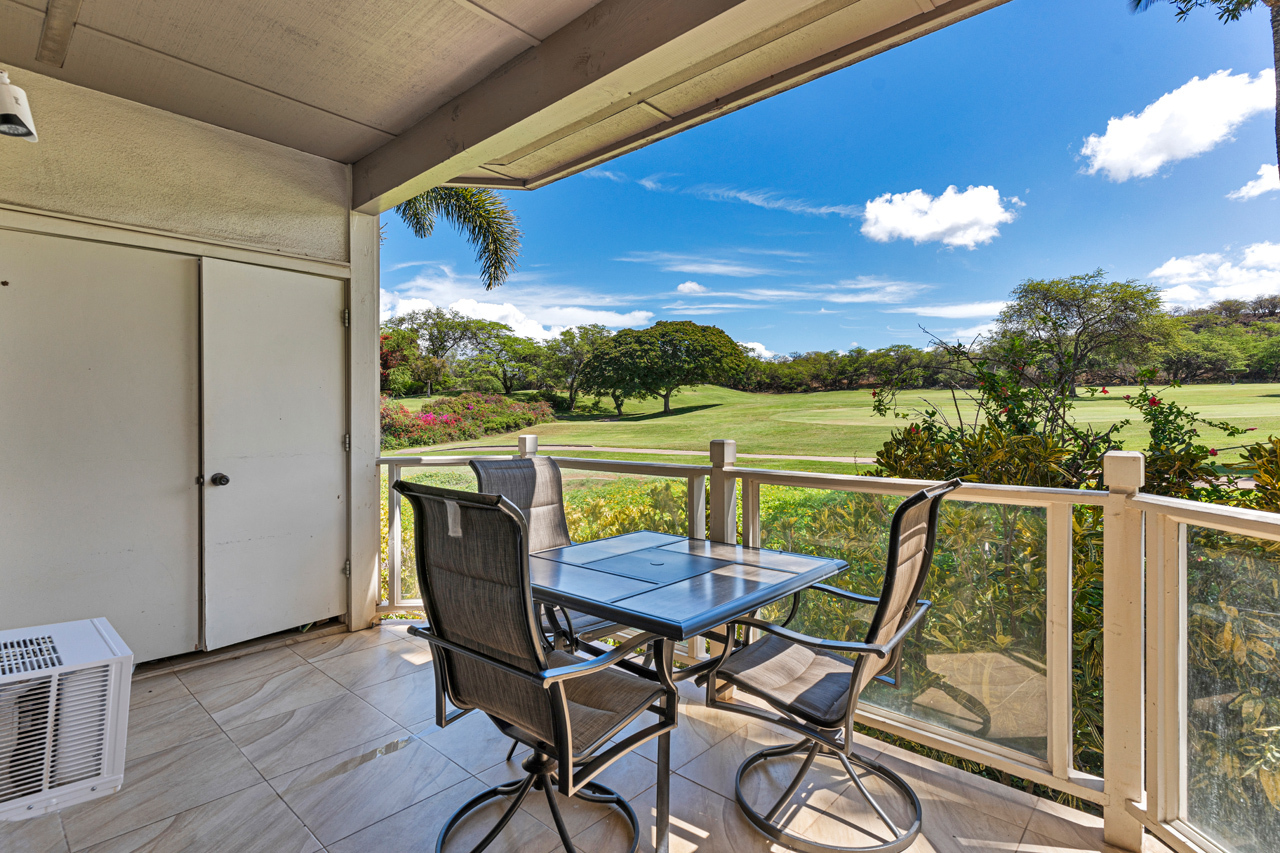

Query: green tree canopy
[996,270,1173,396]
[614,321,749,414]
[547,325,613,410]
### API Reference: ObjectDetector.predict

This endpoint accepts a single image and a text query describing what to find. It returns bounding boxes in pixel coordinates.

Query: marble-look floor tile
[571,774,779,853]
[125,693,221,760]
[193,663,347,729]
[476,749,658,839]
[327,776,560,853]
[290,628,399,663]
[128,674,189,710]
[270,734,469,845]
[1024,799,1104,851]
[799,758,930,852]
[78,783,320,853]
[675,720,794,800]
[0,812,69,853]
[875,740,1039,830]
[420,709,532,774]
[225,692,404,779]
[353,666,438,728]
[175,646,304,694]
[312,639,433,691]
[918,792,1030,853]
[60,732,261,851]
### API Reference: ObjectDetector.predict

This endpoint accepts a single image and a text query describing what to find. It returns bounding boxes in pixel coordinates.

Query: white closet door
[0,229,200,662]
[200,258,347,650]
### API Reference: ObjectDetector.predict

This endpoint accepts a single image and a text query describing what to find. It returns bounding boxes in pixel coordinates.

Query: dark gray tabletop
[529,531,847,640]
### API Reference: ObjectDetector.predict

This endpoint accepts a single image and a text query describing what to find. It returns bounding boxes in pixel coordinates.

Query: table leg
[656,729,671,853]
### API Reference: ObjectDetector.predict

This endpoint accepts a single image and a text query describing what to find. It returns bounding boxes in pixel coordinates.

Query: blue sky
[380,0,1278,357]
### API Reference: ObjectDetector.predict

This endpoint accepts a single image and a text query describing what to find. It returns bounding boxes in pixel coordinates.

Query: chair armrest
[809,584,881,606]
[539,632,661,684]
[734,599,933,661]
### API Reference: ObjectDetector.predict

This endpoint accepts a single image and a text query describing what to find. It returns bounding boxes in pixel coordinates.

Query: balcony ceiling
[0,0,1007,213]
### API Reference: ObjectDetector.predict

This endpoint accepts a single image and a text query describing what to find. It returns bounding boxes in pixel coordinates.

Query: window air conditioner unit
[0,618,132,821]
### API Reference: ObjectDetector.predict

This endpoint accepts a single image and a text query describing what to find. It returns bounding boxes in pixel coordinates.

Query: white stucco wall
[0,69,350,262]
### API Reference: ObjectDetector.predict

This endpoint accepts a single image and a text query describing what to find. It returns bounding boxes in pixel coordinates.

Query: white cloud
[1228,164,1280,200]
[691,186,860,218]
[1151,242,1280,307]
[638,173,677,192]
[380,264,652,332]
[861,185,1017,248]
[676,281,707,294]
[740,341,776,359]
[948,322,998,340]
[585,168,627,182]
[618,251,777,277]
[1081,69,1275,181]
[887,300,1008,319]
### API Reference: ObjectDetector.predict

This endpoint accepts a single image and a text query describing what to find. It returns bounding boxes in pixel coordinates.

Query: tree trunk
[662,390,672,414]
[1272,2,1280,168]
[612,392,624,416]
[566,379,577,411]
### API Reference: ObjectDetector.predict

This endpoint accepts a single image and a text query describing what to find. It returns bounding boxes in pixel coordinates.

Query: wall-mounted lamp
[0,70,38,142]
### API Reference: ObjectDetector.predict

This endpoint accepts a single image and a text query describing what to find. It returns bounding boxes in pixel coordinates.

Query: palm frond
[394,187,522,290]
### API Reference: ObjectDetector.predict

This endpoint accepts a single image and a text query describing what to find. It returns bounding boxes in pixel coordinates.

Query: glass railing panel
[755,487,1049,762]
[1185,526,1280,853]
[560,470,691,541]
[380,466,477,603]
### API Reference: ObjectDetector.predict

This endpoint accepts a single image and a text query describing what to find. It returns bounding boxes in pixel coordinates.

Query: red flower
[1149,397,1160,407]
[1247,427,1258,432]
[871,390,877,397]
[1001,406,1009,414]
[1124,394,1131,400]
[1209,448,1218,457]
[1101,387,1109,394]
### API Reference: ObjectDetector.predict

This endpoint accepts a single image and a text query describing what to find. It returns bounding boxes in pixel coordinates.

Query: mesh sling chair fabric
[469,456,618,644]
[700,478,962,853]
[392,480,677,853]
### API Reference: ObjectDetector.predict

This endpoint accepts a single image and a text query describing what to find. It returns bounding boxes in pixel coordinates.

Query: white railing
[377,436,1280,853]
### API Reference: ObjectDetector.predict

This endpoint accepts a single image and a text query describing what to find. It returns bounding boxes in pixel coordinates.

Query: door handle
[210,473,231,486]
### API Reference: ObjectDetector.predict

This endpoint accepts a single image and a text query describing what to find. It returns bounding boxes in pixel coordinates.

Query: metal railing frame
[376,436,1280,853]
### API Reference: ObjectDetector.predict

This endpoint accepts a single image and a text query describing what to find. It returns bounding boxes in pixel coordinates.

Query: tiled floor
[2,624,1174,853]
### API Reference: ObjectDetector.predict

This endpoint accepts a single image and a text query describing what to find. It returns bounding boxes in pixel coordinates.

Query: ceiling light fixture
[0,70,38,142]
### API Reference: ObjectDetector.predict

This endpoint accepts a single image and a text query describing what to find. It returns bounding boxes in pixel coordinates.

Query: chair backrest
[850,479,962,703]
[392,480,563,744]
[469,456,573,553]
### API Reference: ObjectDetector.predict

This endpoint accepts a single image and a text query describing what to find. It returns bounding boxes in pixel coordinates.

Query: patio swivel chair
[469,456,619,648]
[700,478,962,853]
[393,480,677,853]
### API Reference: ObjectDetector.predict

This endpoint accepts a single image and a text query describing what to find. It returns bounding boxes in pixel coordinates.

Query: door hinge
[343,559,351,578]
[343,433,351,452]
[342,308,349,327]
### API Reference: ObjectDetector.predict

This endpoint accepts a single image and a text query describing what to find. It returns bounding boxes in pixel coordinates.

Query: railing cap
[1103,450,1145,494]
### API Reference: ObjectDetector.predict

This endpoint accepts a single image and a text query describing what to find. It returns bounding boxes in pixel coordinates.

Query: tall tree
[579,337,645,416]
[470,324,547,394]
[547,325,613,410]
[395,188,522,290]
[1132,0,1280,166]
[616,321,748,414]
[996,270,1172,396]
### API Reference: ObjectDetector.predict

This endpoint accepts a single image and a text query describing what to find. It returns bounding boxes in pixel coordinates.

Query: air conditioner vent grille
[1,636,62,675]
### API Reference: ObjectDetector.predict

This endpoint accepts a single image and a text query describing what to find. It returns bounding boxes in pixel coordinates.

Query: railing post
[709,439,737,544]
[687,474,707,541]
[518,434,538,457]
[387,463,402,607]
[1102,450,1146,852]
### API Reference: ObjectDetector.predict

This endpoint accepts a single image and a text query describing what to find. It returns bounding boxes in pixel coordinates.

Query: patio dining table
[528,530,848,852]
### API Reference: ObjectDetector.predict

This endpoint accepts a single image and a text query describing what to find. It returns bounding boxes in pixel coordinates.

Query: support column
[347,210,381,630]
[708,439,737,544]
[1102,450,1146,852]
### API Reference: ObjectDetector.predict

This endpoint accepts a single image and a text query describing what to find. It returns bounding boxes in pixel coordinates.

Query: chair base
[438,751,638,853]
[735,739,922,853]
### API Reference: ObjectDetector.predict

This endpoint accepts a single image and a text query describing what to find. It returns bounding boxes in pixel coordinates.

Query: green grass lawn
[391,382,1280,463]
